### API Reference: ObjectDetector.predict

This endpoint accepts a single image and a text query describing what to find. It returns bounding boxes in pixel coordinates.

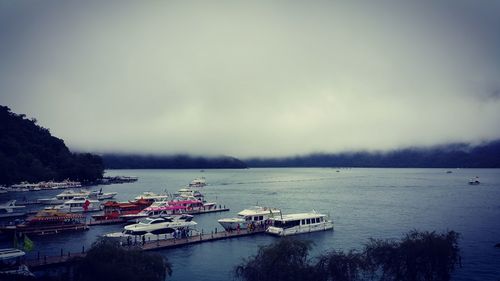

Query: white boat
[266,212,333,236]
[176,188,205,201]
[0,248,25,260]
[189,177,206,187]
[88,189,117,200]
[468,177,480,185]
[105,215,197,241]
[218,206,281,231]
[0,249,34,277]
[134,192,169,202]
[45,197,101,213]
[0,200,26,218]
[38,189,91,205]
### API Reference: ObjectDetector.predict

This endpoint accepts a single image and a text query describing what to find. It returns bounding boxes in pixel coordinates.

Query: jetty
[25,228,265,269]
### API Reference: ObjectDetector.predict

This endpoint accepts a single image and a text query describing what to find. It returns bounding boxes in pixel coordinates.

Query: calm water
[1,168,500,280]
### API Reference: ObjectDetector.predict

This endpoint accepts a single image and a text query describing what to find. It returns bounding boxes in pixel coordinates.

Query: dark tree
[235,238,317,281]
[316,250,368,281]
[364,230,461,281]
[0,105,104,185]
[235,231,461,281]
[73,239,172,281]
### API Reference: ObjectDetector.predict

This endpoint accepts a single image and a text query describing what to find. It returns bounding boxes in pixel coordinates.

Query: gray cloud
[1,0,500,157]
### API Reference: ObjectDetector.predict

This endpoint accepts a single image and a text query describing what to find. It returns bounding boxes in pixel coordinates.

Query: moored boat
[45,197,101,213]
[88,188,118,200]
[105,215,197,242]
[266,212,333,236]
[0,200,26,218]
[218,206,281,231]
[38,189,91,205]
[134,192,169,202]
[92,199,152,222]
[0,210,88,235]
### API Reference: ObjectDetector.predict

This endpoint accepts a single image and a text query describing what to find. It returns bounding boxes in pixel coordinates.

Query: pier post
[67,252,70,258]
[37,251,40,260]
[82,246,85,253]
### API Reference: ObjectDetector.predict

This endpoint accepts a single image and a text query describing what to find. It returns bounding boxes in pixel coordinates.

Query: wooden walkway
[25,228,264,269]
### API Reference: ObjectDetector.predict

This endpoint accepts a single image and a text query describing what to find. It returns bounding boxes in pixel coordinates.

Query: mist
[1,1,500,157]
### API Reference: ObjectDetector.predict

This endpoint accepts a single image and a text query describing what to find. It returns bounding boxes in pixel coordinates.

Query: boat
[122,196,217,221]
[266,212,333,236]
[469,177,480,185]
[0,248,34,277]
[92,199,153,222]
[189,177,206,187]
[38,189,91,205]
[0,200,26,218]
[0,210,88,235]
[218,206,281,231]
[134,192,169,202]
[105,215,197,242]
[176,188,205,201]
[88,188,118,200]
[45,197,101,213]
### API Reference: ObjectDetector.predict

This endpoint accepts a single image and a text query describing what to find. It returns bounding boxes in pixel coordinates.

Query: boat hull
[266,222,334,236]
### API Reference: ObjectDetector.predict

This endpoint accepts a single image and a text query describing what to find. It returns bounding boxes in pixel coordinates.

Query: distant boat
[446,171,453,174]
[468,177,480,185]
[189,177,207,188]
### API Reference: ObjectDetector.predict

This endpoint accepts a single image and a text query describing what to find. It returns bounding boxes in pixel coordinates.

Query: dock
[25,228,265,269]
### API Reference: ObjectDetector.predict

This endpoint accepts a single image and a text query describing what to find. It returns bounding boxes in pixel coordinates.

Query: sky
[1,1,500,158]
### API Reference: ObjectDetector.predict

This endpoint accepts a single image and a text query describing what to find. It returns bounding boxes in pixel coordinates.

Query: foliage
[364,230,461,281]
[0,105,104,185]
[235,238,317,281]
[235,231,461,281]
[73,238,172,281]
[315,250,368,281]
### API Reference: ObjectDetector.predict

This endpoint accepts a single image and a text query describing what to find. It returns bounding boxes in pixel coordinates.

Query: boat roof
[0,248,25,260]
[271,212,326,222]
[238,206,281,216]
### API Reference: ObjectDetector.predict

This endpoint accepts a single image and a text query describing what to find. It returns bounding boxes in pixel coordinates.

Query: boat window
[306,219,311,224]
[259,216,263,221]
[245,216,251,221]
[301,219,305,225]
[151,228,174,235]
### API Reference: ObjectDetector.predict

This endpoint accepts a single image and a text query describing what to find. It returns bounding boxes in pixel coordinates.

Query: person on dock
[142,235,146,245]
[237,223,240,233]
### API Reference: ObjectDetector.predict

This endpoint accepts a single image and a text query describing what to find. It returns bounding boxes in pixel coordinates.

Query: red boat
[92,199,151,222]
[0,210,88,235]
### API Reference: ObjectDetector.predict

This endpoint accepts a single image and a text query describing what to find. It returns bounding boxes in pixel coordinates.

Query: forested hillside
[0,105,103,185]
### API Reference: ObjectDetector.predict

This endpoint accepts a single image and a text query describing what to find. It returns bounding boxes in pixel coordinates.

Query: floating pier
[25,228,265,269]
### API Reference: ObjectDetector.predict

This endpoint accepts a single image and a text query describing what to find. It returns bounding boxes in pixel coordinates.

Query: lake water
[1,168,500,280]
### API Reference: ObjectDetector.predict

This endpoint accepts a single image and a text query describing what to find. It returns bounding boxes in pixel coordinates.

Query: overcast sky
[1,1,499,157]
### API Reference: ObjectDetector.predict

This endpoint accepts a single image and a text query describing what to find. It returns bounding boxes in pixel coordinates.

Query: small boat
[105,215,197,241]
[134,192,169,202]
[0,210,88,235]
[91,199,152,222]
[189,177,206,188]
[266,212,333,236]
[469,177,480,185]
[0,200,26,218]
[38,189,91,205]
[218,206,281,231]
[88,188,118,200]
[45,197,101,213]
